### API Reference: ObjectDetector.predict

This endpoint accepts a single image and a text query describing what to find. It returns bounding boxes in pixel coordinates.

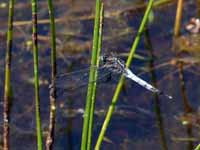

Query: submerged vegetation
[1,0,200,150]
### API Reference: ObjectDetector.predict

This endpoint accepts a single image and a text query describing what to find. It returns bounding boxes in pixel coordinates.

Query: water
[0,0,199,149]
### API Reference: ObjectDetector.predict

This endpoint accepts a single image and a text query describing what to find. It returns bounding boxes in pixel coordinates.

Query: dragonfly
[55,54,172,99]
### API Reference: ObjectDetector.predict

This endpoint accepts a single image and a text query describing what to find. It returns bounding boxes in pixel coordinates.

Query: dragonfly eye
[100,55,107,64]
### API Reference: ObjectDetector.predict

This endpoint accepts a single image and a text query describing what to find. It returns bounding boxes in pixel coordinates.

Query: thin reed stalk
[95,0,154,149]
[197,0,200,17]
[3,0,15,149]
[174,0,183,37]
[194,1,200,145]
[31,0,43,149]
[81,0,102,149]
[173,0,194,148]
[177,63,194,149]
[87,3,104,150]
[178,63,193,113]
[45,0,57,149]
[144,28,168,150]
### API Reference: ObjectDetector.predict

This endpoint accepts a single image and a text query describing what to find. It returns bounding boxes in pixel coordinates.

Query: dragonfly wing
[55,66,97,88]
[55,66,111,93]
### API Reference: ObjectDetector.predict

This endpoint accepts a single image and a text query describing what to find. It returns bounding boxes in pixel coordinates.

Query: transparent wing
[55,65,112,93]
[55,66,97,88]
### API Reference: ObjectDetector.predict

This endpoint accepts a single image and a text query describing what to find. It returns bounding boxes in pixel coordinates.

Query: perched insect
[55,54,172,99]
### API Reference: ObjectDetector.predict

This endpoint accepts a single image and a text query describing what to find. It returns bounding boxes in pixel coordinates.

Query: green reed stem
[95,0,154,149]
[87,3,104,150]
[3,0,15,149]
[81,0,102,150]
[31,0,43,149]
[195,144,200,150]
[174,0,183,37]
[46,0,57,150]
[154,0,174,7]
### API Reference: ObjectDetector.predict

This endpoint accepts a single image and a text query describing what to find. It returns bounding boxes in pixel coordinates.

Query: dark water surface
[1,0,200,150]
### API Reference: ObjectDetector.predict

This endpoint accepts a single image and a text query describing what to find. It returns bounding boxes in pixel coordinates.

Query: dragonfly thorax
[100,55,126,74]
